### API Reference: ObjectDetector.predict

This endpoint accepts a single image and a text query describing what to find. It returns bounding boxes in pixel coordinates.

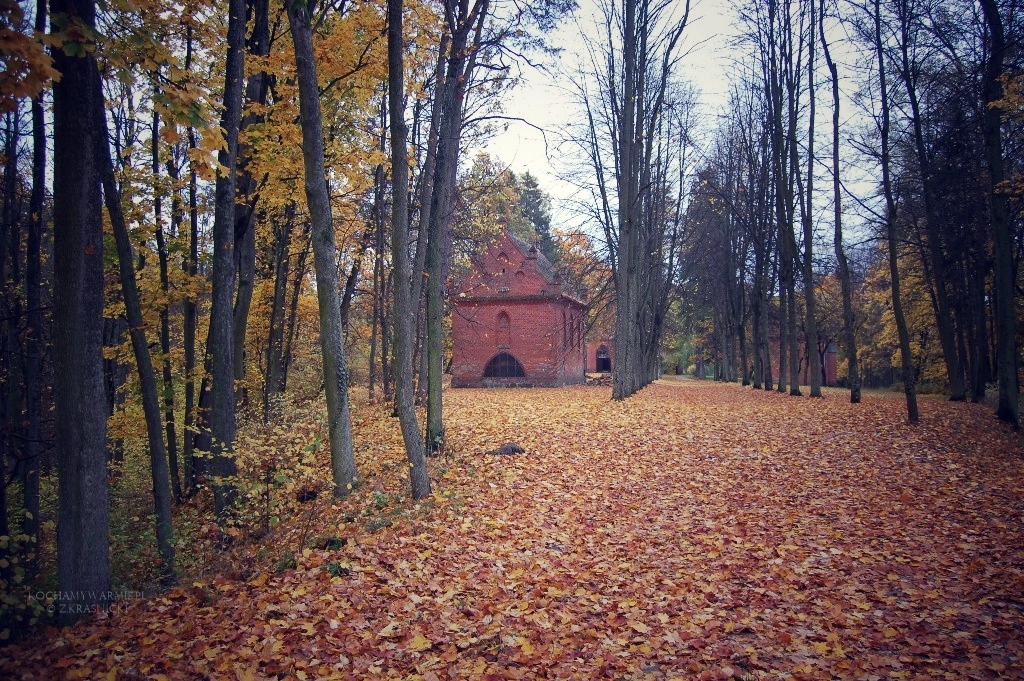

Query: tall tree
[286,0,358,497]
[97,101,175,584]
[892,0,966,401]
[388,0,431,498]
[203,0,247,517]
[820,0,859,403]
[50,0,111,624]
[872,0,919,422]
[800,0,822,397]
[979,0,1018,428]
[232,0,272,403]
[581,0,691,400]
[151,108,181,501]
[23,0,46,579]
[517,171,557,262]
[424,0,489,451]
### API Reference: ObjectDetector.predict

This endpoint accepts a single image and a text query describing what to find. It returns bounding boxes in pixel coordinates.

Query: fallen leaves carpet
[4,381,1023,679]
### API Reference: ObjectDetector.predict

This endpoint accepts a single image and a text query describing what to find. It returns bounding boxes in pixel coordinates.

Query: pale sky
[480,0,738,215]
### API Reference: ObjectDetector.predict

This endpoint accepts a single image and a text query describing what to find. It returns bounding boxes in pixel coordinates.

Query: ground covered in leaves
[4,381,1023,680]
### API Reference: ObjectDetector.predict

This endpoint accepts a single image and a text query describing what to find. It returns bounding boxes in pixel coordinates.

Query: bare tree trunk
[99,103,175,584]
[412,39,445,407]
[182,125,199,494]
[152,110,182,501]
[380,270,392,400]
[388,0,431,498]
[426,0,489,445]
[894,0,965,402]
[231,0,271,409]
[369,199,382,403]
[979,0,1018,428]
[232,215,256,406]
[282,223,311,392]
[287,0,358,497]
[264,206,293,423]
[0,111,16,591]
[22,0,46,580]
[768,8,789,396]
[777,270,788,393]
[204,0,246,516]
[873,0,918,422]
[820,0,859,403]
[802,0,821,397]
[51,0,111,622]
[178,25,199,496]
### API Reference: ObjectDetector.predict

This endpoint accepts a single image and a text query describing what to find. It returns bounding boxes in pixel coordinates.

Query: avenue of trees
[0,0,1023,640]
[573,0,1024,425]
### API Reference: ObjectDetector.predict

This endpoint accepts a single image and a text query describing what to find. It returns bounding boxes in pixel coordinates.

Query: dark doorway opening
[484,352,526,378]
[596,345,611,373]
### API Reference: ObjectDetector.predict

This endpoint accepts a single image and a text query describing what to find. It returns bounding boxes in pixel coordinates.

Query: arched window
[484,352,526,378]
[596,345,611,373]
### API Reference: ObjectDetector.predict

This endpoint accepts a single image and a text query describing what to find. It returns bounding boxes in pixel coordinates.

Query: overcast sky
[478,0,738,216]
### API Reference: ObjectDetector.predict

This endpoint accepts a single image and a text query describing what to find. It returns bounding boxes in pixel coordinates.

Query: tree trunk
[99,102,175,584]
[232,215,256,405]
[282,223,311,392]
[287,0,358,497]
[874,0,918,422]
[979,0,1018,427]
[204,0,246,517]
[231,0,272,407]
[0,111,15,591]
[182,125,199,495]
[152,110,182,502]
[614,0,641,401]
[23,0,46,578]
[388,0,431,498]
[179,27,199,496]
[51,0,111,623]
[426,0,488,441]
[264,206,293,423]
[820,0,859,403]
[369,200,382,403]
[895,1,965,401]
[412,39,446,407]
[777,274,788,393]
[802,0,821,398]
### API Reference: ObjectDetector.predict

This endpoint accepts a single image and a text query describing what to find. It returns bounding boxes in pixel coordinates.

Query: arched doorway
[596,345,611,373]
[484,352,526,378]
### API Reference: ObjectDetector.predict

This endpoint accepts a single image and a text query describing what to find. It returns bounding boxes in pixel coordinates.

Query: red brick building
[451,231,587,387]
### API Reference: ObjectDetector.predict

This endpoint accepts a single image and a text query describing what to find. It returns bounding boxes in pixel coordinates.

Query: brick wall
[451,232,586,388]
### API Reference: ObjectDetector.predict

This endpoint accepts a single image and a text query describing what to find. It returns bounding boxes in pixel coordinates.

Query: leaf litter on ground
[3,380,1023,679]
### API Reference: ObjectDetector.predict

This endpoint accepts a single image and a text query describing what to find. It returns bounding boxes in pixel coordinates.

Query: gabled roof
[457,229,586,307]
[505,230,556,283]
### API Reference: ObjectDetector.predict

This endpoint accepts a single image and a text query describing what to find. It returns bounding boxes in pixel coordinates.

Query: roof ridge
[504,229,555,282]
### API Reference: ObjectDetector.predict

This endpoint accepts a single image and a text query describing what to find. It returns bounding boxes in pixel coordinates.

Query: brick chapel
[451,230,587,387]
